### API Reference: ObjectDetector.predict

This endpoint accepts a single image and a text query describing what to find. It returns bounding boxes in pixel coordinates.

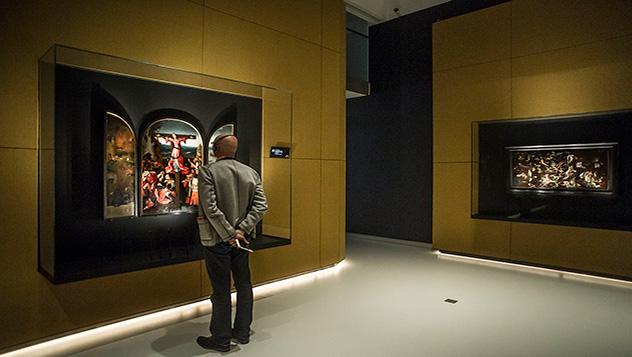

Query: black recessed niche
[473,110,632,231]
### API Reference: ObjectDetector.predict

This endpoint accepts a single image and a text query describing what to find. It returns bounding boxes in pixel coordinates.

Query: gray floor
[72,235,632,357]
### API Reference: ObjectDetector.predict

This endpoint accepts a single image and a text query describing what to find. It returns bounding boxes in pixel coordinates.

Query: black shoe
[196,336,230,352]
[232,328,251,344]
[232,335,250,344]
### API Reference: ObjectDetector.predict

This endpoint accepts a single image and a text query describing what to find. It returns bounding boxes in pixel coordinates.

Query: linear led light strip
[436,251,632,289]
[2,261,348,357]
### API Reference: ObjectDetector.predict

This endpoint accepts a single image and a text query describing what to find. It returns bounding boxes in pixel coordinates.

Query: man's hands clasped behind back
[228,229,249,247]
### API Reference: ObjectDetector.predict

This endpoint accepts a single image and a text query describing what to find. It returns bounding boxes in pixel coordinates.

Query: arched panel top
[208,124,235,164]
[140,109,204,140]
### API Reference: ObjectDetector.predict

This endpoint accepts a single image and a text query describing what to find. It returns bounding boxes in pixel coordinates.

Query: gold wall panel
[203,7,322,88]
[0,58,38,149]
[251,159,322,282]
[262,158,291,238]
[512,34,632,118]
[433,1,632,279]
[321,49,344,160]
[288,159,322,270]
[36,262,201,337]
[339,74,347,162]
[0,0,204,150]
[322,0,345,52]
[338,162,346,260]
[263,88,292,149]
[321,160,343,266]
[433,60,511,163]
[291,77,323,160]
[250,245,296,284]
[203,9,322,159]
[261,88,292,238]
[202,9,265,85]
[432,2,511,72]
[0,149,203,347]
[204,0,322,45]
[512,0,632,58]
[511,223,632,278]
[0,148,40,345]
[0,0,204,71]
[432,162,511,257]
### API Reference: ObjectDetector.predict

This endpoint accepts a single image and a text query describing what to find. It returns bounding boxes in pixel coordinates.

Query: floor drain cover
[444,298,458,304]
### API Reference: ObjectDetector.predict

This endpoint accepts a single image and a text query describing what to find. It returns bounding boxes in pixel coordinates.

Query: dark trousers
[203,242,253,345]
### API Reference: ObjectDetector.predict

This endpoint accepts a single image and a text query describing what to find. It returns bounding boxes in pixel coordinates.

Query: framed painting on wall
[507,143,615,193]
[472,110,632,232]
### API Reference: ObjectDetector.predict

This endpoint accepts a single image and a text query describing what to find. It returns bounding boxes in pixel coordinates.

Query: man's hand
[228,229,249,247]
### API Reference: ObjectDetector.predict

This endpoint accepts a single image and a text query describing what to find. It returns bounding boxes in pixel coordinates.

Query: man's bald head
[214,135,238,158]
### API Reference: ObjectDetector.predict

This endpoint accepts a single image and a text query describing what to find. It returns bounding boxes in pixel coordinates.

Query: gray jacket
[198,158,268,247]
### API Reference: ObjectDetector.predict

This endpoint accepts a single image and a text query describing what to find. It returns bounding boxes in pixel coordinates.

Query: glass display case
[39,45,292,283]
[471,111,632,231]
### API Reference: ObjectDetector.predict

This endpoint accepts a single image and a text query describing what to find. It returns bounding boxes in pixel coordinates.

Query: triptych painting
[104,114,234,219]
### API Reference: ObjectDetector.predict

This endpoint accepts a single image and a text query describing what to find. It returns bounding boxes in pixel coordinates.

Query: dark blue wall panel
[346,0,509,242]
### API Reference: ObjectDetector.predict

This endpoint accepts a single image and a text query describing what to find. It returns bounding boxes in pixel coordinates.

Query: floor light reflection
[1,260,348,357]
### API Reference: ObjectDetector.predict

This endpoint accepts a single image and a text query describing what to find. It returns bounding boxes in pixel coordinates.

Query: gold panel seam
[202,4,323,49]
[321,0,343,54]
[320,0,325,57]
[319,160,323,266]
[432,57,511,74]
[320,48,324,169]
[0,147,37,151]
[322,44,342,54]
[510,31,632,61]
[292,158,343,162]
[318,42,325,265]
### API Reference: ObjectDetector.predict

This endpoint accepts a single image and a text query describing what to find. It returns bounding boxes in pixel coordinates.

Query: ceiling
[346,0,451,24]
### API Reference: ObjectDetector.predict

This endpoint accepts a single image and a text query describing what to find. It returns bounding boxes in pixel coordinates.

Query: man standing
[197,134,268,352]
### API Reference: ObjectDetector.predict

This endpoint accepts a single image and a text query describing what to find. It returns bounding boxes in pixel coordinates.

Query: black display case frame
[471,110,632,231]
[38,45,293,283]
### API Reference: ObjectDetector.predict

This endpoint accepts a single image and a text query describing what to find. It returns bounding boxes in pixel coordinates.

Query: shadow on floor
[150,321,210,356]
[150,320,273,356]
